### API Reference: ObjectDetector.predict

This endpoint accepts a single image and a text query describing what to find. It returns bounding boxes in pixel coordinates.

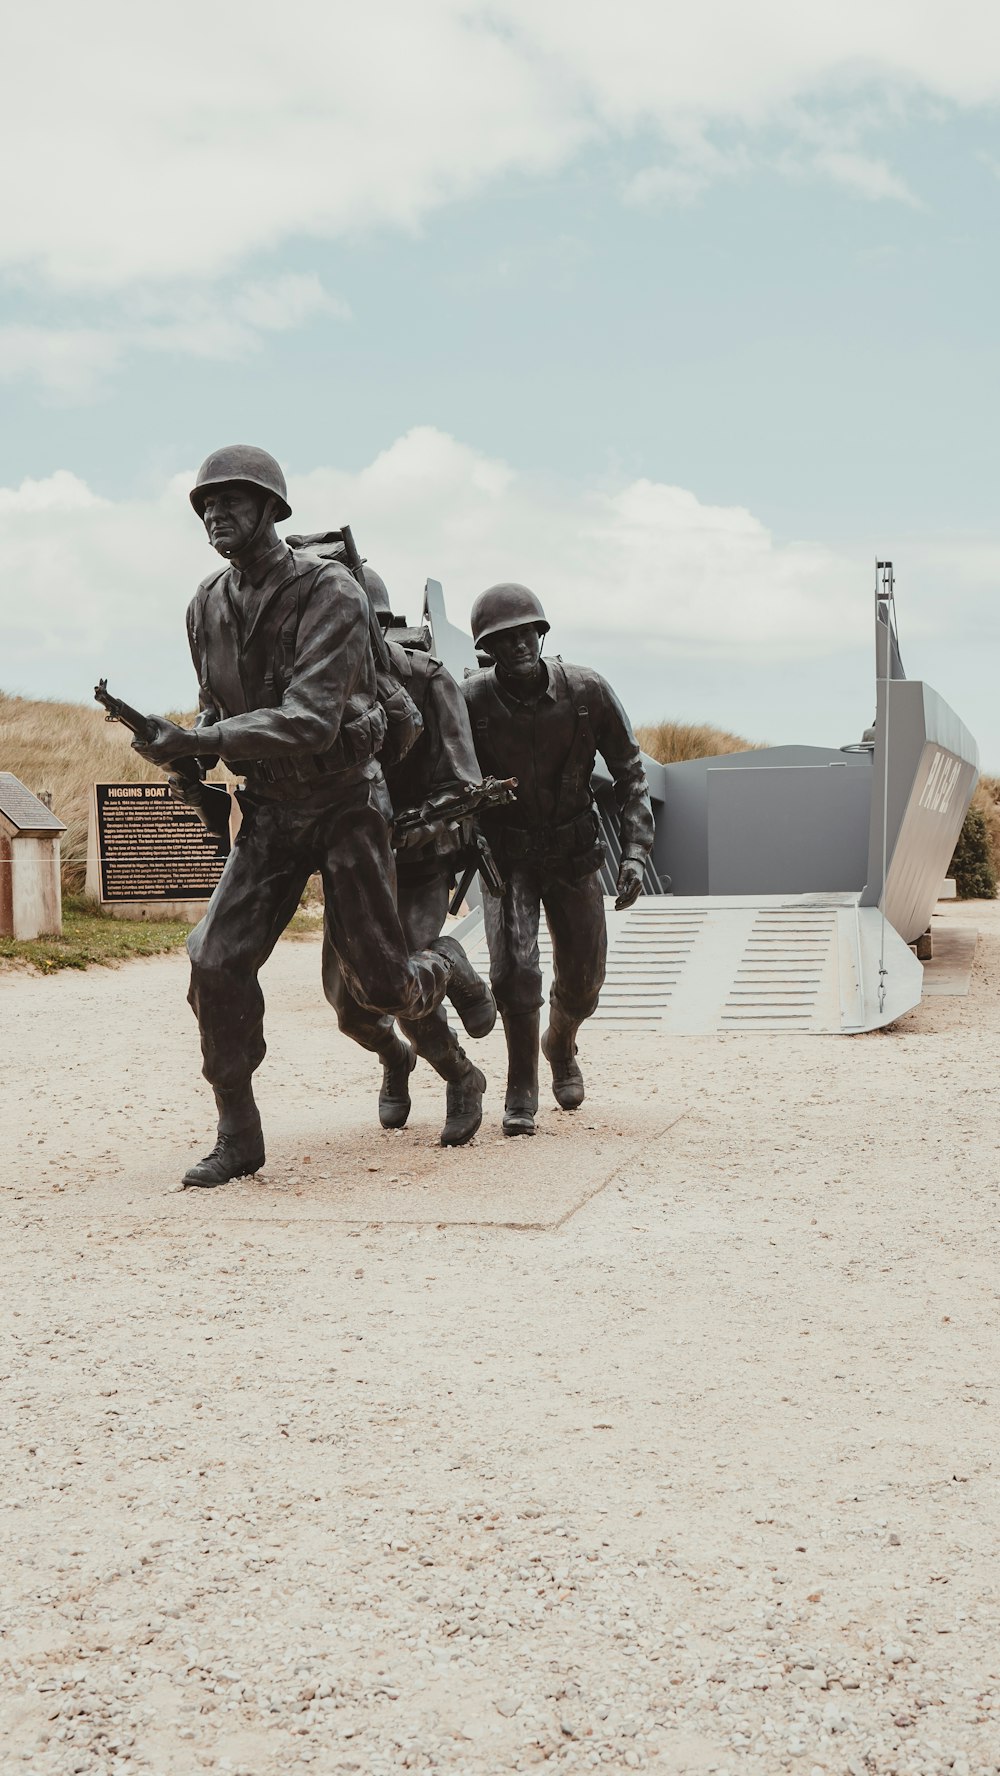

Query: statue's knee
[552,983,600,1024]
[495,967,544,1017]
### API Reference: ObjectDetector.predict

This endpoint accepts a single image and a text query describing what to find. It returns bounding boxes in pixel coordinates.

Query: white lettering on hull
[918,750,962,816]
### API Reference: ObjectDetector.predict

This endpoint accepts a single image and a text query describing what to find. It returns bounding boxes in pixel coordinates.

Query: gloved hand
[614,857,644,911]
[131,716,206,766]
[166,770,205,807]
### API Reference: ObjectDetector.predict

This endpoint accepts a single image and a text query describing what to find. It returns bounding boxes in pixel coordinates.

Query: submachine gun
[93,680,232,840]
[393,776,518,915]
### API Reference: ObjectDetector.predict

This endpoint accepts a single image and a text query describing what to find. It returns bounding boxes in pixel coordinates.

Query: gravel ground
[1,900,998,1776]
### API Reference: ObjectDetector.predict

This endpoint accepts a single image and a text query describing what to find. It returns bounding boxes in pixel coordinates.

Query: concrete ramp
[455,893,923,1035]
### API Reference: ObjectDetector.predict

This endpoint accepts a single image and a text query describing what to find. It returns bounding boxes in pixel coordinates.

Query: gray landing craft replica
[411,561,977,1036]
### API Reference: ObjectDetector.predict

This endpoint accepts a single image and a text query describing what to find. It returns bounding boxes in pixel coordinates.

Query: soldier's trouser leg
[538,869,607,1111]
[324,868,476,1084]
[187,810,313,1093]
[397,872,476,1083]
[484,867,543,1128]
[542,869,608,1050]
[318,790,451,1026]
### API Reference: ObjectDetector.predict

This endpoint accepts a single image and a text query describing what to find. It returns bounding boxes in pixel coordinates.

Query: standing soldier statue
[307,557,494,1146]
[462,584,654,1136]
[130,446,493,1187]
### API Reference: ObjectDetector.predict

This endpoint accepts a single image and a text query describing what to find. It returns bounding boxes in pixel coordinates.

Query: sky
[3,1,1000,759]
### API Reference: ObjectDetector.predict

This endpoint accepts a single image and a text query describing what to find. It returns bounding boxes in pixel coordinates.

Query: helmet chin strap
[215,492,281,566]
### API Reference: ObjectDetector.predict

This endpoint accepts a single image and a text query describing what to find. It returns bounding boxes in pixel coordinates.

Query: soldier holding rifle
[126,445,493,1187]
[462,584,654,1137]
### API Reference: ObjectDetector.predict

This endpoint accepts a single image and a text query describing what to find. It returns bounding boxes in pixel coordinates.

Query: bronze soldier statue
[462,584,654,1136]
[131,446,493,1186]
[318,563,492,1146]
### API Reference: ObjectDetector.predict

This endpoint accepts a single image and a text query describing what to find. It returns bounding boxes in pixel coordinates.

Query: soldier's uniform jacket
[384,642,481,811]
[186,540,385,803]
[462,658,654,879]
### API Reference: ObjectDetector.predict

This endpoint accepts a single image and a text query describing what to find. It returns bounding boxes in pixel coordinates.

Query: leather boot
[440,1062,487,1147]
[501,1009,540,1137]
[541,1014,585,1111]
[402,1014,484,1147]
[183,1085,265,1188]
[378,1036,416,1129]
[430,935,497,1038]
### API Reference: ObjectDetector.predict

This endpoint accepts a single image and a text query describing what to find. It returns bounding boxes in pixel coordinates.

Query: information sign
[93,783,230,903]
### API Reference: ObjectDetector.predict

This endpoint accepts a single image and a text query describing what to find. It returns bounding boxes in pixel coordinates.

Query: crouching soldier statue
[320,565,494,1146]
[462,584,654,1137]
[131,445,493,1187]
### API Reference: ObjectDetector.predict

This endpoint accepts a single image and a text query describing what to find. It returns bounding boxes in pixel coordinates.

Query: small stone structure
[0,774,66,940]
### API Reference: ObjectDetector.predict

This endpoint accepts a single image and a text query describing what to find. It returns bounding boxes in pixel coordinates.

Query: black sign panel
[95,783,230,902]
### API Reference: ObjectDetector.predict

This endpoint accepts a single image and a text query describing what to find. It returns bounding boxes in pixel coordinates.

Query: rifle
[391,775,518,914]
[93,679,232,841]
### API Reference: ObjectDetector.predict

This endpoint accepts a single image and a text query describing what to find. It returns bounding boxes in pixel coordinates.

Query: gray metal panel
[422,578,479,681]
[0,773,66,835]
[658,747,871,896]
[706,766,872,895]
[861,679,979,941]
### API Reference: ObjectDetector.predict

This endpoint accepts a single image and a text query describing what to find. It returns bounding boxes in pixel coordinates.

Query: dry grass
[0,692,231,891]
[636,718,763,763]
[973,775,1000,879]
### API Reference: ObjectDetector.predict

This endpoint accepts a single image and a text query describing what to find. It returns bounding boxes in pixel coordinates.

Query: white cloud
[814,149,921,206]
[133,273,349,362]
[233,275,350,333]
[0,427,864,717]
[2,3,1000,293]
[7,429,999,753]
[0,274,348,394]
[0,326,122,396]
[289,429,860,661]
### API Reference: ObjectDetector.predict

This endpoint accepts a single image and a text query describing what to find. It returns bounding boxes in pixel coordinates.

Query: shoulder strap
[554,660,597,825]
[463,670,494,758]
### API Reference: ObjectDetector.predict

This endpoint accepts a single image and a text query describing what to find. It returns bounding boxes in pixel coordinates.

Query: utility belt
[495,807,601,863]
[239,702,388,788]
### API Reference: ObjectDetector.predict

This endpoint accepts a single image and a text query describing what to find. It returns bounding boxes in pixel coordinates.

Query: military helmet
[470,583,549,650]
[189,445,291,521]
[363,565,392,620]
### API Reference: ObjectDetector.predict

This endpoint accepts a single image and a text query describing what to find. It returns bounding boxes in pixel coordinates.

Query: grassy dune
[2,693,995,905]
[636,718,762,763]
[0,697,760,892]
[0,692,232,891]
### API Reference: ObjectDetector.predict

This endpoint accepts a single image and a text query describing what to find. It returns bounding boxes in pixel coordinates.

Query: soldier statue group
[128,445,654,1187]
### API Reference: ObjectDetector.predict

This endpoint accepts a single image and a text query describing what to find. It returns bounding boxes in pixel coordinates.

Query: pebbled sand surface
[1,899,998,1776]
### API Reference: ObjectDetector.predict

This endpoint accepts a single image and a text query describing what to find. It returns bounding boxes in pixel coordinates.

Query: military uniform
[323,640,487,1111]
[464,655,653,1016]
[462,581,653,1134]
[184,539,458,1095]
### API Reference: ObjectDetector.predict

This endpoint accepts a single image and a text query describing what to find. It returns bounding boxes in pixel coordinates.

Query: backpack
[286,530,422,766]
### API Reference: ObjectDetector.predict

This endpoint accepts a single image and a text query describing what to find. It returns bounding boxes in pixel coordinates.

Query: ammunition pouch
[245,703,388,788]
[376,673,422,768]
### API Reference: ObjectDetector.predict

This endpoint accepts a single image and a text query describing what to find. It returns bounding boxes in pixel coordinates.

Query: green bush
[949,803,998,900]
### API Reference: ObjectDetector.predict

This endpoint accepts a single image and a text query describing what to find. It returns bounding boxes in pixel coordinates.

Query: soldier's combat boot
[541,1019,585,1111]
[441,1062,487,1147]
[183,1085,265,1188]
[430,935,497,1038]
[501,1009,540,1137]
[378,1037,417,1129]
